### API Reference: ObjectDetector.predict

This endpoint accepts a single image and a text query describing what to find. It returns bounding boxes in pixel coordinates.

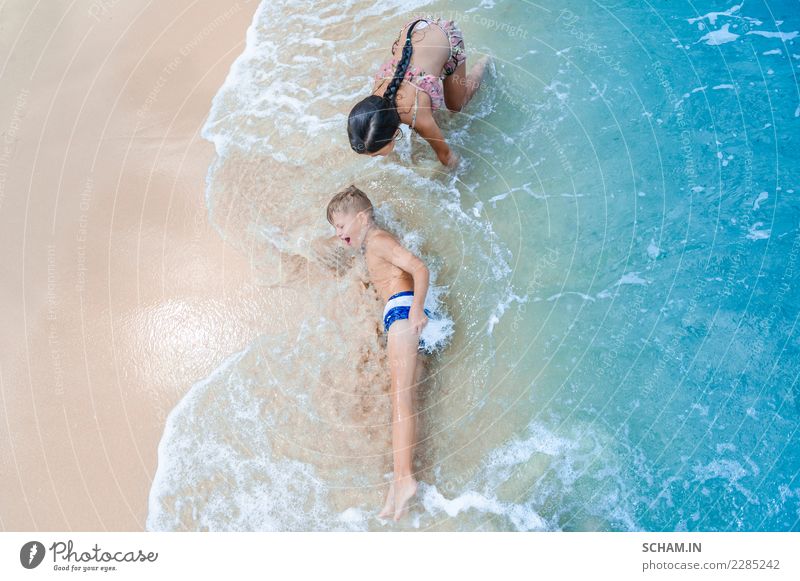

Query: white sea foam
[746,221,771,240]
[687,4,743,27]
[146,345,344,531]
[752,191,768,210]
[697,23,739,46]
[747,30,798,41]
[647,239,661,259]
[596,272,651,299]
[418,420,642,531]
[486,290,528,335]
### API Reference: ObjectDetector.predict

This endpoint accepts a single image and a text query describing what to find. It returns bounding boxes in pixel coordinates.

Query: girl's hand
[409,309,429,336]
[444,151,460,169]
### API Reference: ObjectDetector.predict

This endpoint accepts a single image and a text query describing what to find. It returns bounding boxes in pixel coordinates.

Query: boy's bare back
[363,228,415,303]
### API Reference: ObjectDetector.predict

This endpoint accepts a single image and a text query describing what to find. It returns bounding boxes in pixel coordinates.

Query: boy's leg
[379,348,427,520]
[410,352,426,461]
[383,318,421,520]
[443,56,490,112]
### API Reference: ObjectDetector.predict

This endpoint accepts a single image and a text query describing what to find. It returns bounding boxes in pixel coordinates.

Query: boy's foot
[378,483,395,519]
[393,477,418,521]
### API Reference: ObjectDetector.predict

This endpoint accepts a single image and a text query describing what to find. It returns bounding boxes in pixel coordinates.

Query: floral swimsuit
[374,18,466,128]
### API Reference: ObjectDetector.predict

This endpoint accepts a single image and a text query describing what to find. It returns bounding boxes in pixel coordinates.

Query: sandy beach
[0,0,265,530]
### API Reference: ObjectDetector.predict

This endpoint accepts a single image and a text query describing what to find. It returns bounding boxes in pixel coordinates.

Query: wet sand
[0,0,266,530]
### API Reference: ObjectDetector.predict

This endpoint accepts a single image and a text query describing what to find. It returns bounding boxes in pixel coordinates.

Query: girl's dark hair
[348,20,423,154]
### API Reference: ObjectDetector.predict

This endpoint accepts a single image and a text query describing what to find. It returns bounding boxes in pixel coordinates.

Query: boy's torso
[364,229,414,303]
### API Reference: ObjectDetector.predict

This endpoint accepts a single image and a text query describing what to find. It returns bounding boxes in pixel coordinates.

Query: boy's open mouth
[344,237,351,245]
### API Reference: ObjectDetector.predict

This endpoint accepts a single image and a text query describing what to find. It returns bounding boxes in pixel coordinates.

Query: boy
[326,185,440,521]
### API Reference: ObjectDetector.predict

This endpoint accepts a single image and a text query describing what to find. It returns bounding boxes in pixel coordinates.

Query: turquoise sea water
[148,0,800,531]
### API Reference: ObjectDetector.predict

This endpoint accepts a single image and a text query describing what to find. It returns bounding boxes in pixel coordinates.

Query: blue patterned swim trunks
[382,290,447,353]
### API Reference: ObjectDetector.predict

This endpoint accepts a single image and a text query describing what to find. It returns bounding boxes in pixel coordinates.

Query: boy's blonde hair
[326,185,374,224]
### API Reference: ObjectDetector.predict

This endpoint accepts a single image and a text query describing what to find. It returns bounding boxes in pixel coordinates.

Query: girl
[347,17,489,167]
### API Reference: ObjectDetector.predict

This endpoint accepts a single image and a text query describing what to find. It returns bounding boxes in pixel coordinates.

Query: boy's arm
[413,111,457,168]
[375,235,430,314]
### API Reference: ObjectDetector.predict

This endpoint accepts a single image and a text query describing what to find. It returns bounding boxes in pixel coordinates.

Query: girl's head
[347,20,422,156]
[347,96,400,156]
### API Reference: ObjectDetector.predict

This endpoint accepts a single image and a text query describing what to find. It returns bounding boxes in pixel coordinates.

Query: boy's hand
[409,309,428,336]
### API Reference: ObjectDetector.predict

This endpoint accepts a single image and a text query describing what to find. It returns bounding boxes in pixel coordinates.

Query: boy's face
[331,210,368,247]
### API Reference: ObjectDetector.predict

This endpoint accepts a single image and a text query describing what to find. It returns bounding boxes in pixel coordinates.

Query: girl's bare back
[371,22,451,123]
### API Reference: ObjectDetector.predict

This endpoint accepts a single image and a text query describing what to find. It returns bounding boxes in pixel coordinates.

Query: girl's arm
[413,110,458,167]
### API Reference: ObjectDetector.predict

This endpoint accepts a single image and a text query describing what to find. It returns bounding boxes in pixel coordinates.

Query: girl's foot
[461,55,491,108]
[472,55,491,83]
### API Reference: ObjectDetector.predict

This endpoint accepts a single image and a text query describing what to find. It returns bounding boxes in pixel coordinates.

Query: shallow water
[147,0,800,531]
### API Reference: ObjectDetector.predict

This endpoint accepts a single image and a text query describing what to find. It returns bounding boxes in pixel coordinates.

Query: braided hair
[348,19,423,154]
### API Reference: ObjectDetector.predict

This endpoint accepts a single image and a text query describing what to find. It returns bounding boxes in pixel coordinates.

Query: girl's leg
[443,56,490,112]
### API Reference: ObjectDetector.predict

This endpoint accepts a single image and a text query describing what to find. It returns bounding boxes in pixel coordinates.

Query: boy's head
[326,185,375,247]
